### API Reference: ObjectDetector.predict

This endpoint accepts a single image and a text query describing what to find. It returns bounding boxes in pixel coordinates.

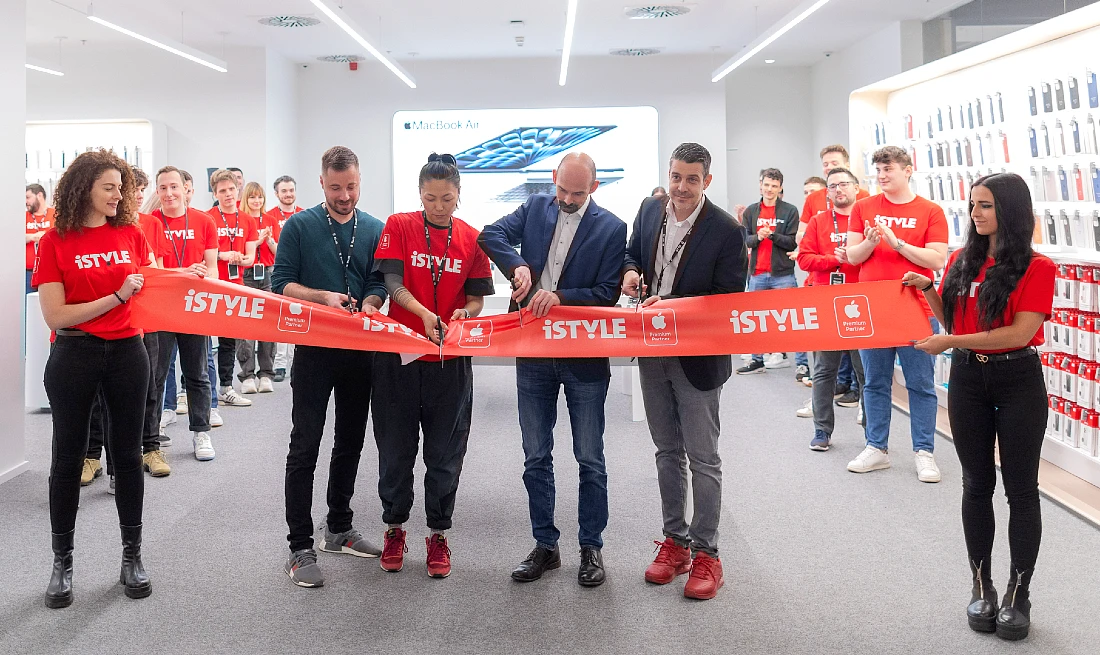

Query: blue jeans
[516,358,609,549]
[164,339,218,410]
[25,270,34,294]
[838,352,856,389]
[748,273,803,364]
[859,318,940,453]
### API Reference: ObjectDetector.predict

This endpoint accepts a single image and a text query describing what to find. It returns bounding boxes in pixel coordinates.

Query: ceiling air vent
[316,55,364,63]
[258,16,321,28]
[610,47,661,57]
[624,5,691,20]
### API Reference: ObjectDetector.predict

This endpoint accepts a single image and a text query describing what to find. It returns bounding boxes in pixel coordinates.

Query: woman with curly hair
[32,149,158,609]
[903,173,1055,641]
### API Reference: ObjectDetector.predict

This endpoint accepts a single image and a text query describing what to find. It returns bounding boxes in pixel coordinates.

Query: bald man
[479,153,627,588]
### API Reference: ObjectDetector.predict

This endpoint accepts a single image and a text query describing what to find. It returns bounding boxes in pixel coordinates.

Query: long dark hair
[940,173,1034,332]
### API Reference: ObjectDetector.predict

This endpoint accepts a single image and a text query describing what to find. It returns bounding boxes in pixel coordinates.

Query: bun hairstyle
[419,153,461,191]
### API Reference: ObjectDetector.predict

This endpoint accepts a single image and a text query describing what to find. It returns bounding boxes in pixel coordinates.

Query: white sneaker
[241,378,258,394]
[258,377,275,393]
[219,386,252,407]
[765,353,791,369]
[209,408,224,428]
[160,408,177,429]
[795,398,813,418]
[193,431,215,461]
[856,405,864,425]
[175,392,188,415]
[847,445,891,473]
[915,450,941,483]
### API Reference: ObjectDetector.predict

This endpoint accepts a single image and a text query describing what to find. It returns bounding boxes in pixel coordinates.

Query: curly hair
[53,150,136,236]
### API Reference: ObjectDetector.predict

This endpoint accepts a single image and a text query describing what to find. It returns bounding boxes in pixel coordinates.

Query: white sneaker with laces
[258,377,275,393]
[241,378,258,394]
[193,431,215,461]
[847,445,891,473]
[856,405,864,425]
[160,408,177,429]
[795,398,813,418]
[175,392,188,415]
[915,450,941,483]
[765,353,792,369]
[210,408,224,428]
[219,386,252,407]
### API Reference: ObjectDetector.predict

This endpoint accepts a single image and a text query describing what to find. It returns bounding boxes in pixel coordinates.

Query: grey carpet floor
[1,362,1099,655]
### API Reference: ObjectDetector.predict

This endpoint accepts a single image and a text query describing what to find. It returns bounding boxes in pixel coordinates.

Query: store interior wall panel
[264,49,300,196]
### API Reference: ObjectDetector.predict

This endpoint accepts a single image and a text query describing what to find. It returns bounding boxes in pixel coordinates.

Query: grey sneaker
[285,549,324,588]
[318,528,382,558]
[107,475,116,495]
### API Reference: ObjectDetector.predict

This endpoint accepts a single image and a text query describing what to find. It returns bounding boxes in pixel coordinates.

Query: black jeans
[285,345,374,552]
[46,335,149,533]
[216,337,237,388]
[88,332,162,466]
[371,353,473,530]
[948,351,1047,571]
[155,332,211,432]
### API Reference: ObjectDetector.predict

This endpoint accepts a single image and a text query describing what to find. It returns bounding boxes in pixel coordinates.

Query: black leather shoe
[578,546,605,587]
[967,559,998,633]
[45,530,75,609]
[511,545,560,582]
[119,524,152,599]
[996,566,1033,641]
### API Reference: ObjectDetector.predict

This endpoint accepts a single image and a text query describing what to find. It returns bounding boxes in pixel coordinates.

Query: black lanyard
[325,205,358,308]
[217,208,240,251]
[832,210,849,248]
[654,215,694,294]
[423,211,453,314]
[161,210,188,268]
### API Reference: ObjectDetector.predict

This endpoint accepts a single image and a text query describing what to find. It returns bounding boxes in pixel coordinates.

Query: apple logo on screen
[845,302,860,319]
[469,325,484,337]
[404,122,412,130]
[651,313,667,330]
[289,303,304,316]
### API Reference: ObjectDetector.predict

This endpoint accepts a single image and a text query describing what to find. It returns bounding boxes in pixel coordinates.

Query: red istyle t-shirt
[939,250,1055,354]
[153,209,220,270]
[753,203,777,275]
[137,213,169,264]
[797,209,860,286]
[208,207,259,283]
[800,187,871,224]
[32,223,152,339]
[255,209,287,268]
[26,208,55,270]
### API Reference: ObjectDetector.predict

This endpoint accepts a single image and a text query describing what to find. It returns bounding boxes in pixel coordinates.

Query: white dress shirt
[653,195,705,296]
[537,196,591,293]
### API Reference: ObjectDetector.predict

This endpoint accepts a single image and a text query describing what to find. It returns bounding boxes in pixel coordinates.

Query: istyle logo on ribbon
[458,320,492,348]
[643,308,678,346]
[833,295,874,338]
[278,302,312,333]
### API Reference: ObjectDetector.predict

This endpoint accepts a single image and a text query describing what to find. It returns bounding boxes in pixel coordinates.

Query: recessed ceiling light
[765,59,775,64]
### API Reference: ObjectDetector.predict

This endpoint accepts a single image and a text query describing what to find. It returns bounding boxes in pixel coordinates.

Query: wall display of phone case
[25,121,155,201]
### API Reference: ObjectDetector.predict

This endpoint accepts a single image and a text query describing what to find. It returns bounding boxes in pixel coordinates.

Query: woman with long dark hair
[902,173,1055,641]
[33,150,157,608]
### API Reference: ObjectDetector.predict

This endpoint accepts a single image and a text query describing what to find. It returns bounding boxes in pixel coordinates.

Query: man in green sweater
[272,146,387,588]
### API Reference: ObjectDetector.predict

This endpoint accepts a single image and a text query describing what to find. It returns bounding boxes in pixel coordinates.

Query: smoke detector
[624,5,691,19]
[610,47,661,57]
[258,16,321,28]
[316,55,364,63]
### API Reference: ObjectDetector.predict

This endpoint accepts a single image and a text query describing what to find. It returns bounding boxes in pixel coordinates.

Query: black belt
[55,328,90,337]
[954,347,1036,364]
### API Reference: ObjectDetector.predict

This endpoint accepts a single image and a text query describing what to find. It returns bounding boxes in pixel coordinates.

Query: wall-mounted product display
[25,120,156,201]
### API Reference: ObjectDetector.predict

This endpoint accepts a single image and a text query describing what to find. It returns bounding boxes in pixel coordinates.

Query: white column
[0,0,28,484]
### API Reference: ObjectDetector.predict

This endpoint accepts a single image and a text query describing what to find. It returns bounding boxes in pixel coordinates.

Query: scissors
[510,275,527,327]
[635,273,648,311]
[435,317,445,366]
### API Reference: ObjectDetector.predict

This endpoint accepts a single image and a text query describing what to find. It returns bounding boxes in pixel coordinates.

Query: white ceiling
[27,0,965,67]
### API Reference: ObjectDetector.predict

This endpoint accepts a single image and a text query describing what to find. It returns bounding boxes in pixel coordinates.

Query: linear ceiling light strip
[87,15,227,73]
[308,0,416,89]
[559,0,579,86]
[711,0,831,82]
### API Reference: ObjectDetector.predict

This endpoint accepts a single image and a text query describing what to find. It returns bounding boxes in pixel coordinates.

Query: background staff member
[479,152,626,588]
[372,153,494,580]
[843,145,948,483]
[34,150,155,608]
[903,173,1055,642]
[622,142,747,601]
[267,175,303,383]
[237,181,278,394]
[207,169,258,408]
[151,166,220,462]
[797,167,866,452]
[26,183,55,293]
[273,146,387,589]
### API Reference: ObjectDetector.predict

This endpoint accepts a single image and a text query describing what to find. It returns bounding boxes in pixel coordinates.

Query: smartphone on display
[968,102,975,128]
[1075,165,1086,201]
[926,175,935,199]
[976,133,985,164]
[946,105,954,130]
[946,173,955,200]
[1089,114,1098,154]
[1031,167,1043,201]
[1091,163,1100,202]
[996,92,1004,122]
[987,95,996,124]
[1060,166,1070,201]
[1029,125,1039,157]
[1061,210,1073,246]
[1072,118,1082,153]
[951,209,961,236]
[1089,70,1099,108]
[1046,210,1058,245]
[1000,131,1010,163]
[975,98,984,126]
[1056,120,1066,157]
[1044,167,1058,200]
[926,143,934,169]
[944,140,953,166]
[958,172,966,199]
[1070,77,1081,109]
[937,175,945,201]
[1042,82,1053,112]
[927,116,934,139]
[905,115,913,139]
[937,108,943,132]
[1029,87,1038,116]
[1056,80,1066,111]
[964,138,973,166]
[1041,123,1051,157]
[954,139,963,165]
[936,142,945,167]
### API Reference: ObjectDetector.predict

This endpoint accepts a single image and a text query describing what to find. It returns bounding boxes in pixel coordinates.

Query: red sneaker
[426,534,451,578]
[380,528,407,572]
[683,552,724,600]
[644,538,691,585]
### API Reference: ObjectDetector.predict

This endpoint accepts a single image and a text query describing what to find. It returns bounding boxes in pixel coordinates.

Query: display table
[25,292,49,410]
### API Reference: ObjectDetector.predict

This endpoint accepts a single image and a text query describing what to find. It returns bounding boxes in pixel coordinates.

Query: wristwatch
[459,308,471,319]
[894,238,907,252]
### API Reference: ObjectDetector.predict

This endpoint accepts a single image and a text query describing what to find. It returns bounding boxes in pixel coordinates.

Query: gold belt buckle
[975,353,989,364]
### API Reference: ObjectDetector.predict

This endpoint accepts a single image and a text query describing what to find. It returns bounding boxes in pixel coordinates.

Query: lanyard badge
[325,205,359,313]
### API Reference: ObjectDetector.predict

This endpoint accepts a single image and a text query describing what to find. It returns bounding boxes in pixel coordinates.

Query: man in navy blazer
[622,142,747,601]
[479,153,626,588]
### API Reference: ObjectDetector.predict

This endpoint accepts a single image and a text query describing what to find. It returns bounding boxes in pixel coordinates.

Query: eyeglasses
[826,181,857,190]
[428,153,457,167]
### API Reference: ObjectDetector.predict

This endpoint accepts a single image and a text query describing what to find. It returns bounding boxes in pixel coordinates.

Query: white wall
[294,55,729,219]
[1,1,27,483]
[264,49,301,200]
[723,65,817,207]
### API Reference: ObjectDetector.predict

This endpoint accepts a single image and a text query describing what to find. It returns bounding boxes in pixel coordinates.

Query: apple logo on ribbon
[469,325,484,337]
[845,301,861,319]
[289,303,304,316]
[651,312,667,330]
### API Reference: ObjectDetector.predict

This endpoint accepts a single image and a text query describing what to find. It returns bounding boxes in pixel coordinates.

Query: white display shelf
[1042,436,1100,488]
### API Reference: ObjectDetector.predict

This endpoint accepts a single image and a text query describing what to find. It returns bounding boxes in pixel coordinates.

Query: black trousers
[88,332,162,467]
[155,332,211,432]
[371,353,473,530]
[45,335,149,533]
[948,352,1047,571]
[285,345,374,552]
[216,337,237,388]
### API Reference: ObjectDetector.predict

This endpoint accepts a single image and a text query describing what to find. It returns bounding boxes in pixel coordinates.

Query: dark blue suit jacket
[479,194,627,381]
[625,196,747,391]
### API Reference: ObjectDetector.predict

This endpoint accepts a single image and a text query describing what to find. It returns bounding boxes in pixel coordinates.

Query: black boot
[119,524,152,599]
[996,566,1033,641]
[966,559,998,633]
[45,530,74,609]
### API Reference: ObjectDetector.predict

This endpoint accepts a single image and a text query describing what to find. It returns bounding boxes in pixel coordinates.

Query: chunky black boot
[119,524,152,599]
[996,566,1033,641]
[45,530,74,609]
[966,559,998,633]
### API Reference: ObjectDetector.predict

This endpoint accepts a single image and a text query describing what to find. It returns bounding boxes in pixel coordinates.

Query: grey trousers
[238,273,275,381]
[811,350,865,435]
[637,357,723,556]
